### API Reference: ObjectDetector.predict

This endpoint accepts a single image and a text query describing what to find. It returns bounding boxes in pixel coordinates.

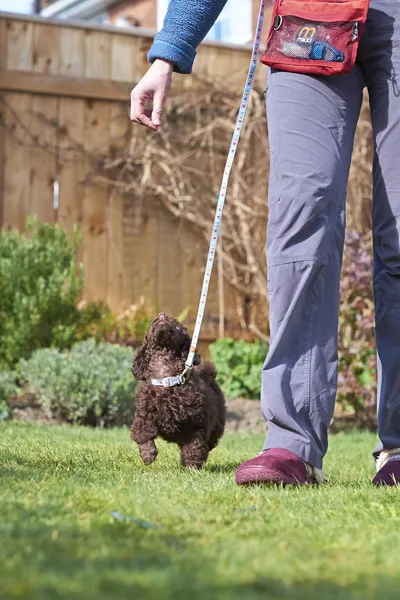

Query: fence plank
[58,25,84,77]
[156,207,182,317]
[32,23,60,75]
[131,35,152,82]
[106,187,124,311]
[0,18,6,225]
[111,33,135,82]
[106,103,130,311]
[0,16,5,82]
[82,29,112,302]
[29,96,57,223]
[57,25,85,245]
[179,229,203,328]
[2,93,33,230]
[131,204,158,309]
[84,29,111,79]
[57,97,85,238]
[5,19,34,70]
[122,194,136,306]
[28,28,58,224]
[82,99,110,303]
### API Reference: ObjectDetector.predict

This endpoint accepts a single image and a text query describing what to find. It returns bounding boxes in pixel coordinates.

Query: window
[157,0,253,45]
[90,10,109,23]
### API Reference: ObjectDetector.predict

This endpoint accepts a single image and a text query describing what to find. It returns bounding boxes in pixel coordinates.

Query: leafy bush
[92,300,155,346]
[92,303,191,347]
[95,303,190,347]
[0,371,17,421]
[0,218,105,369]
[338,229,376,421]
[209,338,267,399]
[17,339,136,426]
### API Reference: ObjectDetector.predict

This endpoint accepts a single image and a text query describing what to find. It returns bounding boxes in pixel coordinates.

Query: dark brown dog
[131,313,226,468]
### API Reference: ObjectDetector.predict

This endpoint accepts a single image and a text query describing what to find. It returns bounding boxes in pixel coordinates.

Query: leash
[152,0,266,389]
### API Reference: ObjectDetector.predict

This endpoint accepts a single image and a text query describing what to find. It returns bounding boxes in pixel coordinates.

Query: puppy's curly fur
[131,313,226,469]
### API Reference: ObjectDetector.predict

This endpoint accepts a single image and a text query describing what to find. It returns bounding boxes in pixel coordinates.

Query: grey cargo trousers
[262,0,400,468]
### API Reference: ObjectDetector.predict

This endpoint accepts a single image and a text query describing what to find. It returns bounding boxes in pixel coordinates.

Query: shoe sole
[235,466,310,487]
[372,474,400,486]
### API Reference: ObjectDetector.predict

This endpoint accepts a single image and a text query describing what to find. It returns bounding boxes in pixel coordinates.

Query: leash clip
[180,365,192,385]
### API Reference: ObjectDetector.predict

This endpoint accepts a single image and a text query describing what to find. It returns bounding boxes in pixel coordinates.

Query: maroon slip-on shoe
[235,448,326,487]
[373,449,400,486]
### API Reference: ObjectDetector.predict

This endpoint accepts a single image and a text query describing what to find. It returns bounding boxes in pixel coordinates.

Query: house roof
[40,0,120,19]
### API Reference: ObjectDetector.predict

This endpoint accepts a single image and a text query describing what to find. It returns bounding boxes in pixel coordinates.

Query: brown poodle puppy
[131,313,226,469]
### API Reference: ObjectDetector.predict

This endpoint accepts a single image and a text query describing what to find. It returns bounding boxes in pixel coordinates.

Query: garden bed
[9,393,374,435]
[9,394,267,433]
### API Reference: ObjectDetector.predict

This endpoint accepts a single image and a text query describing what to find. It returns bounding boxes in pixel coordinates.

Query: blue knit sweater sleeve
[148,0,228,74]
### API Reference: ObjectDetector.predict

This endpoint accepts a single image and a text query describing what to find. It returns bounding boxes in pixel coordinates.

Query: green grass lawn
[1,423,400,600]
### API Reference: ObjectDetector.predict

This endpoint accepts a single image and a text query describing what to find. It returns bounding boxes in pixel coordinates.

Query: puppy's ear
[181,339,201,366]
[131,344,149,381]
[193,351,201,366]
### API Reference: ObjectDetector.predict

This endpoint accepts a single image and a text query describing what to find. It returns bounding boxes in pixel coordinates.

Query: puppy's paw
[139,441,158,465]
[181,460,206,470]
[181,451,208,470]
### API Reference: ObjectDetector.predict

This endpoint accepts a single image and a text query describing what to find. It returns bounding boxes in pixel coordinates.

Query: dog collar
[151,375,184,388]
[151,366,192,388]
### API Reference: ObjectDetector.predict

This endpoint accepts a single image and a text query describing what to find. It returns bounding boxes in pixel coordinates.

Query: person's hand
[130,59,173,131]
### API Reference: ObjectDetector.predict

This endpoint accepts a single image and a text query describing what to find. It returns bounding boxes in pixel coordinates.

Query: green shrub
[92,300,155,346]
[17,339,136,426]
[209,338,267,399]
[0,371,17,421]
[0,218,105,369]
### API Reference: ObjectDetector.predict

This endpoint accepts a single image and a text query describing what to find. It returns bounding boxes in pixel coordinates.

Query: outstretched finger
[152,91,166,128]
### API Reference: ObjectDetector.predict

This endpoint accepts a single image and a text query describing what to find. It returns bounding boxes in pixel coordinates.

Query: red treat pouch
[260,0,370,76]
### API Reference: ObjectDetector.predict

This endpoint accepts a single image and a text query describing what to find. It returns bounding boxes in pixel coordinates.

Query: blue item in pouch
[310,41,344,62]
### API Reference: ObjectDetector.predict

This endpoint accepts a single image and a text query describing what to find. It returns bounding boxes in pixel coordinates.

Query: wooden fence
[0,13,267,342]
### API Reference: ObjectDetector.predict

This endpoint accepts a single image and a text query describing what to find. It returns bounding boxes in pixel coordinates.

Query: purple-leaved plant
[338,229,376,424]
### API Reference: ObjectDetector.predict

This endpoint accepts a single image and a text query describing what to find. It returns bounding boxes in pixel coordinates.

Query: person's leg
[358,3,400,484]
[262,68,365,469]
[236,66,365,485]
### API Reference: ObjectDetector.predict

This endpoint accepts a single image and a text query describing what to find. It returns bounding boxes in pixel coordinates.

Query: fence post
[0,17,7,228]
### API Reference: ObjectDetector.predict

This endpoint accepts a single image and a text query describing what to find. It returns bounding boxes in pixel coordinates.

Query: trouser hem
[263,434,323,470]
